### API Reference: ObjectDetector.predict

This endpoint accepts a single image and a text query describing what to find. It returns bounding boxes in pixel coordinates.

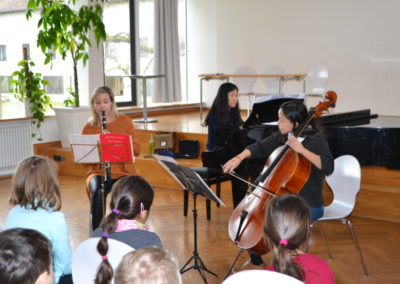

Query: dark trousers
[88,175,120,231]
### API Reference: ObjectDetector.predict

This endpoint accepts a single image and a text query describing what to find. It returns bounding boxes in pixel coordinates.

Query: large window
[103,0,187,106]
[0,45,6,61]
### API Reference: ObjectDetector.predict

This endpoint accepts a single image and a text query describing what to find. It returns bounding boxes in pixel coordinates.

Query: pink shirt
[267,253,335,284]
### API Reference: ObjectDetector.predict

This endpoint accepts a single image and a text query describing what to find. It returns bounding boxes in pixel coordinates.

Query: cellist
[223,100,334,270]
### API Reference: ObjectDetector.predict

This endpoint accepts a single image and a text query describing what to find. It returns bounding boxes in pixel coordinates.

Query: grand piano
[203,97,400,177]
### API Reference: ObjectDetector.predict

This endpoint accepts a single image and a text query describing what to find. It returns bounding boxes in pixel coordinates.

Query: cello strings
[227,172,276,197]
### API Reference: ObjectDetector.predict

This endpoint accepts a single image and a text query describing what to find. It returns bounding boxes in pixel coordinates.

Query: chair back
[223,269,303,284]
[325,155,361,217]
[306,65,328,95]
[262,66,287,94]
[232,66,258,95]
[72,237,134,284]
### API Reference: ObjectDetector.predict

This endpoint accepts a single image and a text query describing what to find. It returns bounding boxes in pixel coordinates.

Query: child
[263,194,335,283]
[114,247,182,284]
[0,228,53,284]
[93,175,162,284]
[4,155,72,284]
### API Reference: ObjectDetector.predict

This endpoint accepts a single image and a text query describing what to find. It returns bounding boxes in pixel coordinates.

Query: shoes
[233,259,267,273]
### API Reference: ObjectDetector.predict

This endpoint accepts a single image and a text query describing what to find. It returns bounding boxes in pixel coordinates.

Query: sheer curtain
[153,0,182,103]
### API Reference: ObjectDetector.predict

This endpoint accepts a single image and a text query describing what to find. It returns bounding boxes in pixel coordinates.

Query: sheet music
[69,134,100,163]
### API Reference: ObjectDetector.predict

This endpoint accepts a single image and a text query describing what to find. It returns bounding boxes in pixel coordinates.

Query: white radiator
[0,120,33,175]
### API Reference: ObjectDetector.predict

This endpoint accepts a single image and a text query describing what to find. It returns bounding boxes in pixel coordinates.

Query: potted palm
[26,0,107,147]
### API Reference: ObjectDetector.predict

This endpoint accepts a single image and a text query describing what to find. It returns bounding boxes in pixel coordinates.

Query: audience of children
[3,155,72,284]
[114,247,182,284]
[92,175,162,284]
[263,194,335,284]
[0,228,53,284]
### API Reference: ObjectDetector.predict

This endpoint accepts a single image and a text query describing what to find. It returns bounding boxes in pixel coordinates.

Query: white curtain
[153,0,182,103]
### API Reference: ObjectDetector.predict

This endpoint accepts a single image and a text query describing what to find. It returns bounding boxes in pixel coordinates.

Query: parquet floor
[1,176,400,284]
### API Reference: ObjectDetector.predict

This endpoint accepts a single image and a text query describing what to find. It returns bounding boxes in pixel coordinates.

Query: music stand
[153,154,225,284]
[69,133,134,233]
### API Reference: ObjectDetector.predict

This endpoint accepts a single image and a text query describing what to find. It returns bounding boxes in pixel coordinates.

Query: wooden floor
[1,110,400,284]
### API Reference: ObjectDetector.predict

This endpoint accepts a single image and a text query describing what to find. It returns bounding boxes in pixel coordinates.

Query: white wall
[188,0,400,116]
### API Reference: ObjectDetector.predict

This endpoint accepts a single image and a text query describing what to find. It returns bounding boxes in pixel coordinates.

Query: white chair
[222,269,303,284]
[314,155,368,275]
[232,66,258,116]
[72,237,134,284]
[304,65,328,107]
[262,66,287,95]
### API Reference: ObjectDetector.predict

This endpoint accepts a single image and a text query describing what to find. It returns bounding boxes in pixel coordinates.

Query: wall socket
[53,155,65,162]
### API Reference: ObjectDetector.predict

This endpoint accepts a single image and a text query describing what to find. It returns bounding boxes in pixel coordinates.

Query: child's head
[0,228,53,284]
[114,247,182,284]
[10,155,61,211]
[89,86,118,126]
[263,194,311,281]
[95,175,154,284]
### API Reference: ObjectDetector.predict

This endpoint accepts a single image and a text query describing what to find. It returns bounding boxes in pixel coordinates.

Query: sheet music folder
[152,154,225,207]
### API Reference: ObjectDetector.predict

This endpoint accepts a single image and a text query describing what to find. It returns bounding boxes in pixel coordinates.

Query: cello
[228,91,337,255]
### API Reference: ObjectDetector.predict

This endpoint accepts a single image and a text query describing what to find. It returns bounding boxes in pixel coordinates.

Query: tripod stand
[180,192,217,284]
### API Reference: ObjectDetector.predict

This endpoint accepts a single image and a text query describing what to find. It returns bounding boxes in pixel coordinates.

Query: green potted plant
[26,0,107,146]
[10,59,52,140]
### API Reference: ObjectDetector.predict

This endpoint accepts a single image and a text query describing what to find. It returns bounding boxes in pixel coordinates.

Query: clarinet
[101,111,111,182]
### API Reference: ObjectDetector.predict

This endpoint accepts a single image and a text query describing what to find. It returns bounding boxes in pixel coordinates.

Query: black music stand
[153,154,224,284]
[70,133,134,233]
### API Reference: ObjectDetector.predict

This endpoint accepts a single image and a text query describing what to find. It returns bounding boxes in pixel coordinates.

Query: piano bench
[183,166,230,221]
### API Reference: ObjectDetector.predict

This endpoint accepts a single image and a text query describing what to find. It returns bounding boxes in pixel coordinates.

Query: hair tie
[140,202,145,213]
[279,239,288,246]
[102,232,110,238]
[112,208,121,215]
[102,255,108,261]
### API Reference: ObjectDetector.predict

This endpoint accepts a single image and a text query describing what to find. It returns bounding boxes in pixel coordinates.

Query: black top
[246,132,334,207]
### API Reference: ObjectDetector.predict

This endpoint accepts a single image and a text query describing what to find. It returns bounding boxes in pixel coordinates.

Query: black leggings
[88,175,121,231]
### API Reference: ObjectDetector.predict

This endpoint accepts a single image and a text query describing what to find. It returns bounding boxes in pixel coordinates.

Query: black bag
[175,140,200,159]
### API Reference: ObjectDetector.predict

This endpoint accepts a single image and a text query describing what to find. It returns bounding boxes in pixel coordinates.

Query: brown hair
[114,247,182,284]
[95,175,154,284]
[9,155,61,211]
[263,194,311,281]
[88,86,118,127]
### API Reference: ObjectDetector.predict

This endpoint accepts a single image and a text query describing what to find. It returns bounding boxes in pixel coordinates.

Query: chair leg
[206,199,211,221]
[345,218,368,275]
[216,182,221,208]
[317,222,332,258]
[183,190,188,217]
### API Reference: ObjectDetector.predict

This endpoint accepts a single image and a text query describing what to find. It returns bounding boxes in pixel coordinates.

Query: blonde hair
[88,86,118,126]
[10,155,61,211]
[114,247,182,284]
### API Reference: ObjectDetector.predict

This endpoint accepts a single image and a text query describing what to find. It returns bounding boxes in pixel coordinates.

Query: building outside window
[0,45,6,61]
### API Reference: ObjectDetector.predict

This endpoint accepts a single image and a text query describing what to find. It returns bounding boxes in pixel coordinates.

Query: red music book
[99,133,134,163]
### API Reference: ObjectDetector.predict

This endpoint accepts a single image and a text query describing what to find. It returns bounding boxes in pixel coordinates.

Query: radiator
[0,120,33,175]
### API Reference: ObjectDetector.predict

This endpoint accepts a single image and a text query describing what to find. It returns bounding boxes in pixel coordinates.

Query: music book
[69,133,134,164]
[152,154,225,207]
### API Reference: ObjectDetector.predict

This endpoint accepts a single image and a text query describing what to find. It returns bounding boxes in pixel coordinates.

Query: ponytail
[271,241,304,280]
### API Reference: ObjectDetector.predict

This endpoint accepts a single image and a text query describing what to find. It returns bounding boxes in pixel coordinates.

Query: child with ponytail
[92,175,162,284]
[263,194,334,284]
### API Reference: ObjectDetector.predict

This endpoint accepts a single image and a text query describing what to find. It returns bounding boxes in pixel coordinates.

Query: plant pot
[53,106,90,148]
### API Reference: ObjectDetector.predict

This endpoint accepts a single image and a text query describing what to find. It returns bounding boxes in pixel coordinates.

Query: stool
[183,166,230,221]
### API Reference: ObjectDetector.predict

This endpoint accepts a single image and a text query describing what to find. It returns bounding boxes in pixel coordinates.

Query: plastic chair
[261,66,287,95]
[314,155,368,275]
[222,269,303,284]
[304,65,328,107]
[72,237,134,284]
[232,66,258,115]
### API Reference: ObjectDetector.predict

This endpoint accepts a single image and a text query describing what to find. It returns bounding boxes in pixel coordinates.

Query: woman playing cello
[222,99,334,269]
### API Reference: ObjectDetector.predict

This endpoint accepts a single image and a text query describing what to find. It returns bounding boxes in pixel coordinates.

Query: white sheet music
[69,134,100,163]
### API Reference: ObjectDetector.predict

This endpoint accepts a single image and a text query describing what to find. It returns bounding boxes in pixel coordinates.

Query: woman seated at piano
[204,82,248,208]
[222,100,334,269]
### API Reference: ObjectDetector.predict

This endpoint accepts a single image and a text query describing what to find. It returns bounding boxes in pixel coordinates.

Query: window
[0,76,12,93]
[22,44,30,60]
[43,76,64,94]
[0,45,6,61]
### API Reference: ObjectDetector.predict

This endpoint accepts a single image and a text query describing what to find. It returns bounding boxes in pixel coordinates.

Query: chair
[314,155,368,275]
[304,65,328,107]
[232,66,258,116]
[183,166,230,221]
[261,66,287,95]
[72,237,134,284]
[222,269,303,284]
